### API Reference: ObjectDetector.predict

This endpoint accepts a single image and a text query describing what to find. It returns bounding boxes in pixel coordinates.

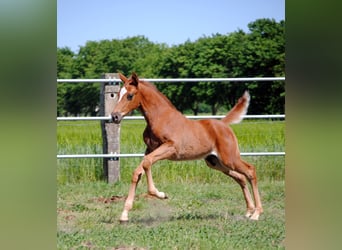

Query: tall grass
[57,119,284,184]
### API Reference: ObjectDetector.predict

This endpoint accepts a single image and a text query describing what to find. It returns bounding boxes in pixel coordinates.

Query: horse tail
[222,91,250,125]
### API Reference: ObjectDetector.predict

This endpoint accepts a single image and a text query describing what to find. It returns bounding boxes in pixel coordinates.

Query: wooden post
[100,73,121,183]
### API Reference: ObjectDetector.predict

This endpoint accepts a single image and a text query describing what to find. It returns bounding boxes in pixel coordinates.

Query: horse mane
[139,80,178,110]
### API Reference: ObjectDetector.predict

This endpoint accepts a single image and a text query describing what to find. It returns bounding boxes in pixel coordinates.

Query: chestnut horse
[111,72,263,222]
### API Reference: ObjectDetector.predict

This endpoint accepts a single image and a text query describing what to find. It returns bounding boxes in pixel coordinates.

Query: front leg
[143,142,176,199]
[120,163,144,222]
[145,165,167,199]
[143,147,166,199]
[120,142,176,222]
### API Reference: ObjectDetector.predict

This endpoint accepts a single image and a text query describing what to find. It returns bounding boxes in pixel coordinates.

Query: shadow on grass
[130,211,249,226]
[170,213,221,221]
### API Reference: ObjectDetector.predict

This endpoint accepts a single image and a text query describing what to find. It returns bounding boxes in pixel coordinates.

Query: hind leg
[232,159,263,220]
[226,170,256,218]
[205,155,255,218]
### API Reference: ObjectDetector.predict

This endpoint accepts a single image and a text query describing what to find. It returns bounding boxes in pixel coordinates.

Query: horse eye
[127,94,134,101]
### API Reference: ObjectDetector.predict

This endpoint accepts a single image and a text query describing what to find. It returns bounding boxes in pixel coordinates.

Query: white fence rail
[57,77,285,158]
[57,152,285,159]
[57,76,285,83]
[57,114,285,121]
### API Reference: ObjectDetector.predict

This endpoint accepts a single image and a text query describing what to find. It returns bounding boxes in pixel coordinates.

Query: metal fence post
[100,73,121,183]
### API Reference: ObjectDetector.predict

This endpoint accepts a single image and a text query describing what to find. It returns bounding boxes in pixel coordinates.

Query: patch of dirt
[93,193,164,204]
[64,214,76,221]
[57,208,76,221]
[137,193,163,199]
[93,195,126,203]
[57,208,72,214]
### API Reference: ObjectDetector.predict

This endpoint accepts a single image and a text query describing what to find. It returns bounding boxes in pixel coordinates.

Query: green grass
[57,119,285,249]
[57,119,285,184]
[57,122,104,183]
[58,180,284,249]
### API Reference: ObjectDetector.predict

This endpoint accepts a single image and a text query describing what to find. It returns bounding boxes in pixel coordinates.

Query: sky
[58,0,285,53]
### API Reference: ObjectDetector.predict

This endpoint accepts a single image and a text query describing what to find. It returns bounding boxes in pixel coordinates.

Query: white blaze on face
[118,87,127,102]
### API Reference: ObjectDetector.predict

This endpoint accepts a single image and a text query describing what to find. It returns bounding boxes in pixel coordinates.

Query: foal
[111,72,263,222]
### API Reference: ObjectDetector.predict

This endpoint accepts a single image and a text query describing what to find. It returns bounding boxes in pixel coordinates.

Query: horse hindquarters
[218,149,263,220]
[204,154,256,218]
[206,123,263,220]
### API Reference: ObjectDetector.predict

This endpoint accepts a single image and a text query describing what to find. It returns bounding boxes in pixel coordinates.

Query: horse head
[111,72,141,124]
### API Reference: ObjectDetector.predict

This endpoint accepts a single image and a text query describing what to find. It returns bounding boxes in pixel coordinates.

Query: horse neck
[139,83,179,126]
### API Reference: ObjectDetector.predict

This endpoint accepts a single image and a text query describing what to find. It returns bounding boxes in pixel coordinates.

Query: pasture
[57,119,285,249]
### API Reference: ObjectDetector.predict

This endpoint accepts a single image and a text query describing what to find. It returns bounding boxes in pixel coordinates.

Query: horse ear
[130,72,139,87]
[118,73,128,83]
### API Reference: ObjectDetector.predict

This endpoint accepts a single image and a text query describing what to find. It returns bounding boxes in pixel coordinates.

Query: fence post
[100,73,121,183]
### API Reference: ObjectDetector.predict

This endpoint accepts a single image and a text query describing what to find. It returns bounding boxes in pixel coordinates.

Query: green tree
[57,19,285,116]
[244,18,285,114]
[57,47,75,116]
[157,41,200,113]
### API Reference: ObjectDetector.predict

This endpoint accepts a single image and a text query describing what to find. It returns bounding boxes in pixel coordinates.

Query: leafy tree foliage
[57,18,284,116]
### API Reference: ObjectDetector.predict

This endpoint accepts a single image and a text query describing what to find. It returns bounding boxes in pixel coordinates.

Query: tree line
[57,18,284,116]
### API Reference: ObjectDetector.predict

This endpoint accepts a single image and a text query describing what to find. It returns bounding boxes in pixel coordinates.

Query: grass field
[57,119,285,249]
[57,119,285,184]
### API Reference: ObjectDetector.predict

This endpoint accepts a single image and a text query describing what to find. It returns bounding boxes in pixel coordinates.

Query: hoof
[148,191,168,199]
[250,212,260,221]
[249,208,263,220]
[245,210,254,218]
[120,211,129,222]
[155,191,168,199]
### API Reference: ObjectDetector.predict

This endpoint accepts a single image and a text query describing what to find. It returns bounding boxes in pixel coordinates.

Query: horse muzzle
[111,112,123,124]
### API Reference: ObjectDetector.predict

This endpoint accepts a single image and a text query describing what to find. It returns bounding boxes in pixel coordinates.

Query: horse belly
[170,136,213,161]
